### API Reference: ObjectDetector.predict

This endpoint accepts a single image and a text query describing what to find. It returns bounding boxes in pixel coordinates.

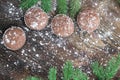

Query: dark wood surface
[0,0,120,80]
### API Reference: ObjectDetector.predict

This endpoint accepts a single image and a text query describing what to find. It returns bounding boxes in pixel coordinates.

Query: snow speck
[32,38,36,42]
[32,47,36,52]
[118,47,120,50]
[24,27,30,31]
[39,41,44,45]
[11,40,16,45]
[6,64,9,67]
[0,41,4,44]
[5,39,10,43]
[31,22,38,28]
[35,54,39,57]
[21,49,25,54]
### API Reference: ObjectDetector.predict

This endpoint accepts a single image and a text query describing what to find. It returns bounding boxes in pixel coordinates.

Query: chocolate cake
[51,14,74,37]
[24,7,48,30]
[3,27,26,50]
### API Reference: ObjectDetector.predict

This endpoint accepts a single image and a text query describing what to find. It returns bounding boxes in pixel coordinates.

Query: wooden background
[0,0,120,80]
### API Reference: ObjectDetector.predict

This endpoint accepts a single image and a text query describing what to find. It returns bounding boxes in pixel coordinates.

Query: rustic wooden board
[0,0,120,80]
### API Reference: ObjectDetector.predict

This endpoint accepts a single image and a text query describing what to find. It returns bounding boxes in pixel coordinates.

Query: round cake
[77,8,100,33]
[24,7,48,30]
[3,27,26,50]
[51,14,74,37]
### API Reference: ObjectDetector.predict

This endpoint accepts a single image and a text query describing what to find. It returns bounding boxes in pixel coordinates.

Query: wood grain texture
[0,0,120,80]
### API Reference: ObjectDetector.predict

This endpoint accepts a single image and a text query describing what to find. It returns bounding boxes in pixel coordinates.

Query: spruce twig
[63,61,74,80]
[91,62,105,80]
[73,69,88,80]
[69,0,81,18]
[118,0,120,3]
[20,0,39,10]
[41,0,52,12]
[48,67,57,80]
[47,61,88,80]
[105,54,120,80]
[56,0,68,14]
[91,53,120,80]
[25,76,41,80]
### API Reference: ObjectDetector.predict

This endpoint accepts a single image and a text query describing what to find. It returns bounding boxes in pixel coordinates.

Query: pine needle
[73,69,88,80]
[63,61,74,80]
[91,62,105,80]
[20,0,39,10]
[25,53,120,80]
[48,67,57,80]
[25,76,41,80]
[91,53,120,80]
[48,61,88,80]
[56,0,68,14]
[41,0,52,12]
[69,0,81,18]
[118,0,120,3]
[105,54,120,80]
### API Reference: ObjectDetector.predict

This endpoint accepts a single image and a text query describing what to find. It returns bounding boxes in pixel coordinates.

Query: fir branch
[118,0,120,3]
[91,62,106,80]
[25,76,41,80]
[20,0,39,10]
[69,0,81,18]
[56,0,68,14]
[73,69,88,80]
[48,67,57,80]
[63,61,74,80]
[41,0,52,12]
[105,54,120,80]
[91,54,120,80]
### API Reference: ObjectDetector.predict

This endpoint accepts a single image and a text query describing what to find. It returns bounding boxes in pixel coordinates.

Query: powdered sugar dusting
[30,22,38,28]
[0,0,120,79]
